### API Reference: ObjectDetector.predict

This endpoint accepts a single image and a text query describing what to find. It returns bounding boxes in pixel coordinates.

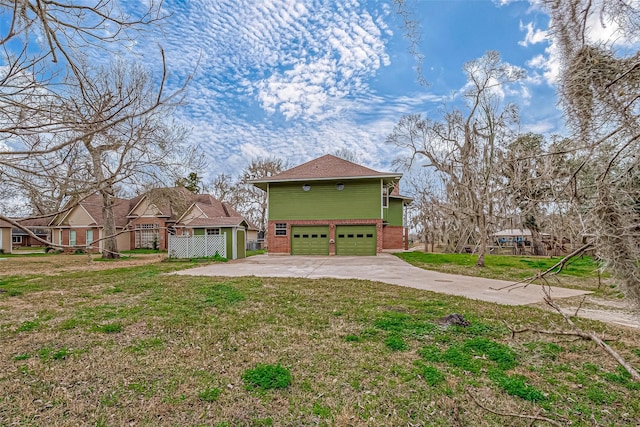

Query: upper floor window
[275,223,287,236]
[382,186,389,208]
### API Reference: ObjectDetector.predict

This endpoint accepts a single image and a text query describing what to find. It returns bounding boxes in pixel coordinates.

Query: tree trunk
[85,139,120,259]
[101,189,120,259]
[476,214,487,267]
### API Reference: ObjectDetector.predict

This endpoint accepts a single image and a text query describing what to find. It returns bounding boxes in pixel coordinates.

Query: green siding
[291,226,329,255]
[269,179,381,220]
[223,228,233,259]
[335,225,376,255]
[236,230,246,258]
[385,198,404,226]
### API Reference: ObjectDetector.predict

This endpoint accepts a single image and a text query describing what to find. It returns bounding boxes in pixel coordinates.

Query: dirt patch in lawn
[0,253,166,276]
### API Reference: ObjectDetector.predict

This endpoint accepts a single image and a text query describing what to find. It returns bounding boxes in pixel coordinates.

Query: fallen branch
[466,390,564,426]
[490,243,594,292]
[543,287,640,382]
[504,322,618,342]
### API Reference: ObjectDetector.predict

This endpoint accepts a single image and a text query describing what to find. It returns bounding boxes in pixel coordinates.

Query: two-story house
[250,154,411,255]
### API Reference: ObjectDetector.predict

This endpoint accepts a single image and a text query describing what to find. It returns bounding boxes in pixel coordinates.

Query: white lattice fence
[168,234,226,258]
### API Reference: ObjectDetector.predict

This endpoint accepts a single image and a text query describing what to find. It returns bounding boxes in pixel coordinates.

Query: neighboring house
[0,219,12,254]
[250,154,412,256]
[48,189,252,259]
[11,218,51,248]
[174,194,258,259]
[50,194,132,252]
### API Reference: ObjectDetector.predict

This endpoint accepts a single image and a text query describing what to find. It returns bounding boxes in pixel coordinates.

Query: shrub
[242,363,292,391]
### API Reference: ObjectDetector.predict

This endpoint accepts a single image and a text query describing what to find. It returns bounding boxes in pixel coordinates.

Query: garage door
[291,226,329,255]
[336,225,376,256]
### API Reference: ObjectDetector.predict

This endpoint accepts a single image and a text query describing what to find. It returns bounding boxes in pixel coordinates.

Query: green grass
[197,387,222,402]
[395,252,610,296]
[396,252,601,280]
[242,363,292,391]
[120,249,165,254]
[0,257,638,425]
[246,249,266,257]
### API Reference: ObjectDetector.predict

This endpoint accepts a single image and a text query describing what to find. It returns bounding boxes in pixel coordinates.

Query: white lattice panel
[168,234,226,258]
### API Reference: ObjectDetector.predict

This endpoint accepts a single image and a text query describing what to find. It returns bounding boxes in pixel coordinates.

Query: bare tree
[388,51,522,266]
[404,170,452,252]
[333,148,363,164]
[0,2,200,257]
[236,157,286,232]
[207,173,241,205]
[544,0,640,304]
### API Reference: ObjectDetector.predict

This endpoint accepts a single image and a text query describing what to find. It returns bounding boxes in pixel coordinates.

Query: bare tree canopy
[0,1,199,258]
[544,0,640,304]
[389,51,522,266]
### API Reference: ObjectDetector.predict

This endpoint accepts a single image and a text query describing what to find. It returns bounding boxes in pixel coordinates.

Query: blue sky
[8,1,561,178]
[146,0,560,178]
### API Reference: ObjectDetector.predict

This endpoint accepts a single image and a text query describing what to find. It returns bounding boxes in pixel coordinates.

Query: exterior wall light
[336,183,344,190]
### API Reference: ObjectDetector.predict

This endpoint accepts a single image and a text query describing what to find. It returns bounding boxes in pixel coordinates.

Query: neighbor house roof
[51,194,132,228]
[175,194,257,230]
[127,187,195,221]
[0,219,11,228]
[250,154,402,190]
[494,229,532,237]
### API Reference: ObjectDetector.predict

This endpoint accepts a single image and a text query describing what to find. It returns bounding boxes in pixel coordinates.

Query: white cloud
[518,21,548,47]
[525,39,561,86]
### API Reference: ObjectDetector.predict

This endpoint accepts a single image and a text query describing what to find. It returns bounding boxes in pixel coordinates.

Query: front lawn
[0,257,638,425]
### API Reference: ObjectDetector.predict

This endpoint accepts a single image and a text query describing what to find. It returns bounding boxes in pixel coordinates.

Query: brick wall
[267,219,384,255]
[382,225,405,250]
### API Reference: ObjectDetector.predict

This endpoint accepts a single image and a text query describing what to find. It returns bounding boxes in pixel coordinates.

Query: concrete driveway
[175,253,589,306]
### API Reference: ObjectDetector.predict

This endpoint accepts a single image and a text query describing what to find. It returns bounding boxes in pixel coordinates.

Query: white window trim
[275,223,287,236]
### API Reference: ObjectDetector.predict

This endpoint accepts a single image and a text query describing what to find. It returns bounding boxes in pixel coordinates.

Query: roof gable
[251,155,401,186]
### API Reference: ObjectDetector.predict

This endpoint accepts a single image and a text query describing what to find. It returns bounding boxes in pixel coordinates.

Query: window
[206,228,221,235]
[12,236,22,244]
[275,223,287,236]
[382,186,389,208]
[135,224,159,248]
[69,230,76,246]
[86,230,94,245]
[302,184,311,191]
[336,183,344,191]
